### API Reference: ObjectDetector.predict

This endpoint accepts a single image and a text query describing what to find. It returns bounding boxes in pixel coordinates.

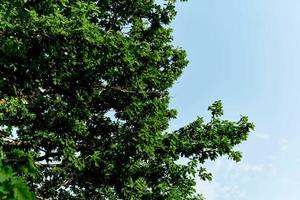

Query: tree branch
[35,162,63,168]
[35,152,60,161]
[94,84,161,95]
[22,0,44,10]
[0,84,161,105]
[1,137,23,146]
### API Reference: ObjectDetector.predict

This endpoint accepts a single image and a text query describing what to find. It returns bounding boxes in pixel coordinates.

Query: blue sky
[169,0,300,199]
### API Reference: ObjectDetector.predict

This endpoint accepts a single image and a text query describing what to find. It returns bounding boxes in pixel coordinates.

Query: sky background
[169,0,300,199]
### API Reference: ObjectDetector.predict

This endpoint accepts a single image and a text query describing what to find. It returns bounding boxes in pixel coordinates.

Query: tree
[0,0,254,199]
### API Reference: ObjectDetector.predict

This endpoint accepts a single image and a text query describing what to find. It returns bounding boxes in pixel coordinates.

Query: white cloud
[254,132,270,140]
[196,179,247,200]
[195,158,278,200]
[196,180,219,200]
[279,177,290,185]
[278,138,289,152]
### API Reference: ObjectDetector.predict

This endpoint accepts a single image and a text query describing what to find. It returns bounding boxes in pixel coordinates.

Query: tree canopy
[0,0,254,199]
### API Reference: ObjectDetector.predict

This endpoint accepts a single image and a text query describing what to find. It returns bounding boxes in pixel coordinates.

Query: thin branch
[94,84,161,95]
[22,0,44,10]
[0,99,6,104]
[35,162,63,168]
[0,84,161,105]
[0,30,52,41]
[1,137,23,146]
[56,176,73,190]
[0,93,34,105]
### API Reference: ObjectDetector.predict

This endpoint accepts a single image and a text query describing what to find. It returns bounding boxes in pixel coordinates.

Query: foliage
[0,166,35,200]
[0,0,254,199]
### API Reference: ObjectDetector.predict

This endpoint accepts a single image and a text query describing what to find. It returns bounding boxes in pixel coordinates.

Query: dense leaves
[0,166,35,200]
[0,0,254,199]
